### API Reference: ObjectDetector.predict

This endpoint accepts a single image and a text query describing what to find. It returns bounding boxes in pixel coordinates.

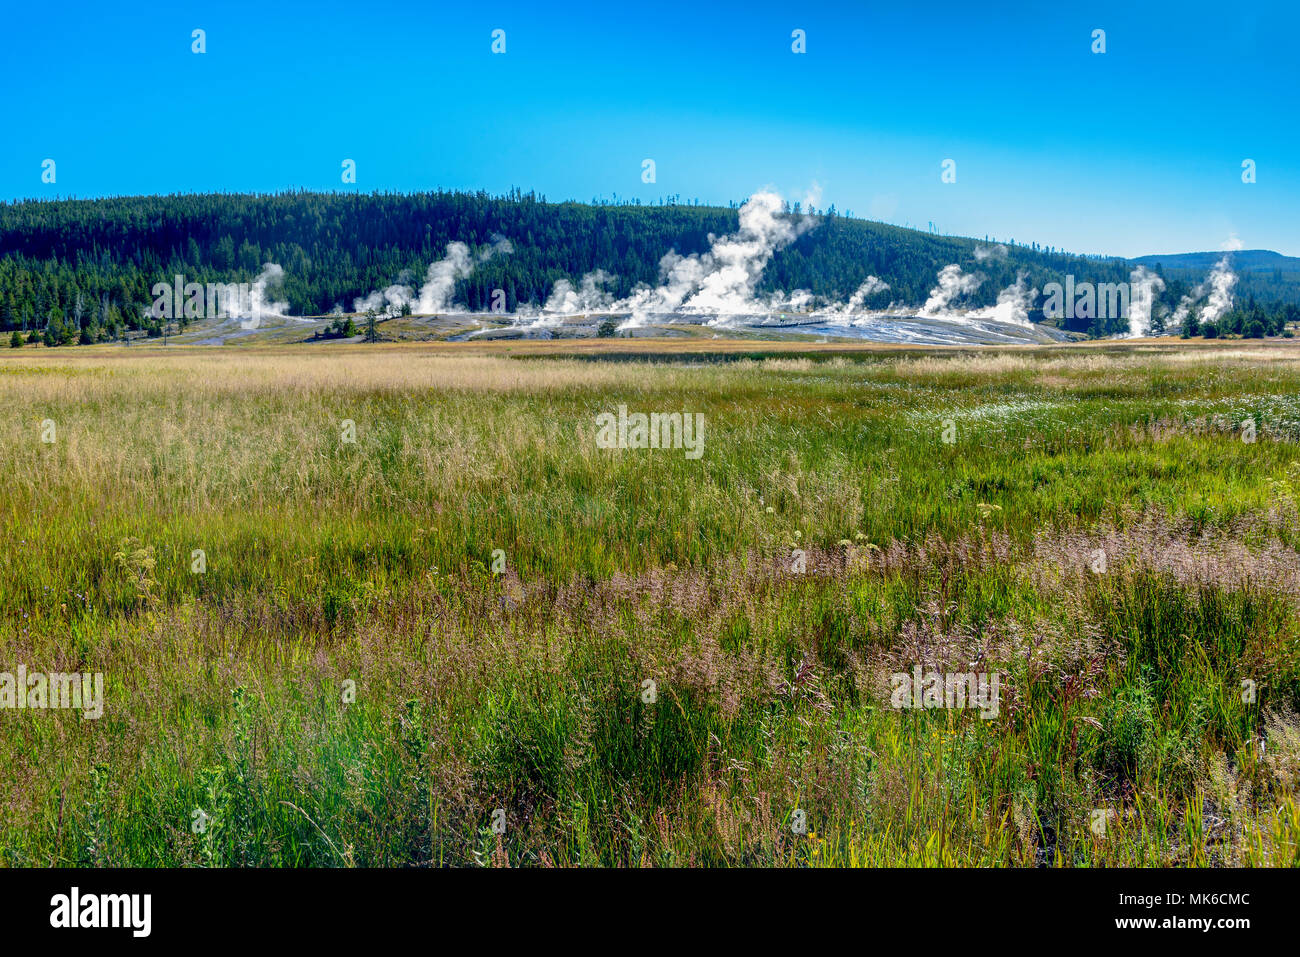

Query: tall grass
[1,341,1299,866]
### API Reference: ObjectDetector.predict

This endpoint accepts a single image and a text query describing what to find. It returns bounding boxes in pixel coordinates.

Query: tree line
[2,189,1297,343]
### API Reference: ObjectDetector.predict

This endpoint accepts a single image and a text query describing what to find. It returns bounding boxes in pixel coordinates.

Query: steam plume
[1201,256,1237,325]
[1170,256,1237,330]
[986,272,1037,325]
[230,264,290,329]
[920,264,983,316]
[618,190,815,327]
[353,237,512,316]
[1126,266,1165,338]
[544,269,615,314]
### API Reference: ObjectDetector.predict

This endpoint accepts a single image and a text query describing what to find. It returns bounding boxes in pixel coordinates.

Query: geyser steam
[617,190,815,327]
[920,264,983,317]
[353,237,513,316]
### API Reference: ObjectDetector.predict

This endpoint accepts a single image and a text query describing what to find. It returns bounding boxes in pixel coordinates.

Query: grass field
[2,339,1300,867]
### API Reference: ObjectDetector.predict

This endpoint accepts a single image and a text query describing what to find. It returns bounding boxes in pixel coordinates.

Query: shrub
[1099,682,1156,781]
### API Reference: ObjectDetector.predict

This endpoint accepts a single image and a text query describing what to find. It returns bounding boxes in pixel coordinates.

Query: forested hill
[1130,248,1300,297]
[1131,249,1300,272]
[1,190,1297,340]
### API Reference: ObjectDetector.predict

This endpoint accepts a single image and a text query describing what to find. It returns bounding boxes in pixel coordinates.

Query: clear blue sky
[4,0,1297,257]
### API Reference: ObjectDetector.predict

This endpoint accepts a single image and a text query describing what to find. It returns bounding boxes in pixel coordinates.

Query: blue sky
[4,0,1297,257]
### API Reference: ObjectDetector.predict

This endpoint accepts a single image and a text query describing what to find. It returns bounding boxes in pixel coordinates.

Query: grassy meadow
[2,339,1300,867]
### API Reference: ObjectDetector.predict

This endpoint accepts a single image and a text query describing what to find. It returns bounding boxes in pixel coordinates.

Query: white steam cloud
[986,272,1037,326]
[544,269,615,314]
[1202,256,1238,325]
[1171,256,1237,330]
[1126,266,1166,338]
[845,276,890,311]
[819,276,890,324]
[353,237,512,316]
[920,264,984,317]
[352,268,415,318]
[617,190,815,327]
[229,263,290,329]
[763,288,815,313]
[950,272,1038,326]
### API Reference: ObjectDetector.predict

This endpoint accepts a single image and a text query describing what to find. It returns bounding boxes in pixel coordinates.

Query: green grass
[1,341,1299,866]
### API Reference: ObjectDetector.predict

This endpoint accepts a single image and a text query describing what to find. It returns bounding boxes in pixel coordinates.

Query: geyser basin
[454,311,1073,345]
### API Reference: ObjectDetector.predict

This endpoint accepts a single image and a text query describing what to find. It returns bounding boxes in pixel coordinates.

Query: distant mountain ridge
[1131,249,1300,273]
